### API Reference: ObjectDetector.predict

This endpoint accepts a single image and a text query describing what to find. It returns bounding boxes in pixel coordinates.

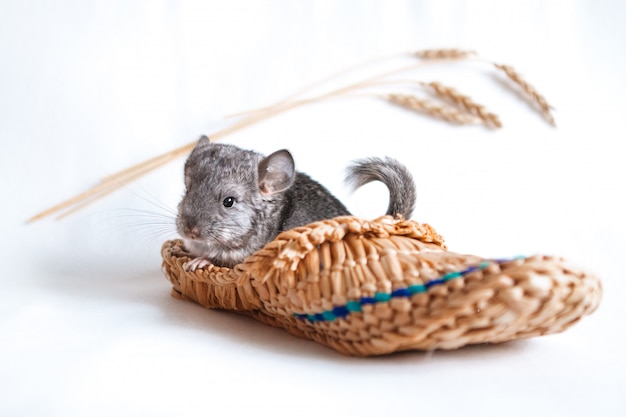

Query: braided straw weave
[161,216,601,356]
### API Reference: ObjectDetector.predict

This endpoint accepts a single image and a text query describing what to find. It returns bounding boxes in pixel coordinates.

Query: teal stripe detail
[322,311,336,321]
[408,284,426,294]
[442,271,462,281]
[374,292,391,302]
[346,301,362,312]
[293,256,526,322]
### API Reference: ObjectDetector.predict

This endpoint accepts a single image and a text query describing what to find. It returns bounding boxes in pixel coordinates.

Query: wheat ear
[414,49,476,59]
[494,63,555,126]
[425,81,502,128]
[386,94,480,125]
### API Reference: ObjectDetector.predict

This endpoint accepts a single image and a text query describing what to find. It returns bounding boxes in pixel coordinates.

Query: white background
[2,1,625,416]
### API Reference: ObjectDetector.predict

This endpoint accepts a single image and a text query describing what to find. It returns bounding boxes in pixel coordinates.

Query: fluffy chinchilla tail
[345,156,416,219]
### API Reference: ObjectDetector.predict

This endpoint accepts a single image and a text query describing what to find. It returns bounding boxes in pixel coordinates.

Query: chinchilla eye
[223,197,235,208]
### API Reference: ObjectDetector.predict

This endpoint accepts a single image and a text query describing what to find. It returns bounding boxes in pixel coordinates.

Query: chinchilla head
[176,136,295,265]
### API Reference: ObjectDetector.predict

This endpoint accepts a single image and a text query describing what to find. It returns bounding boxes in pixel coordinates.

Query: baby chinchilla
[176,136,416,270]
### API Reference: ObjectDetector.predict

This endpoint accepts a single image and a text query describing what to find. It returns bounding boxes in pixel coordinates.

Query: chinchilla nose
[184,226,200,240]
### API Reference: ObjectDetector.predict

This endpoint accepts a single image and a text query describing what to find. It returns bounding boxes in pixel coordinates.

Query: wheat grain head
[414,49,476,59]
[386,93,480,125]
[425,81,502,128]
[494,63,555,126]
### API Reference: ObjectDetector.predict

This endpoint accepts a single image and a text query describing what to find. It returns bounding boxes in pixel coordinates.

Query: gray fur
[176,137,416,269]
[345,156,416,219]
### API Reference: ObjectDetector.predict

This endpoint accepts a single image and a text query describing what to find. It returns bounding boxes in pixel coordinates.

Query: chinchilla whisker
[120,222,178,243]
[117,181,179,217]
[111,208,176,221]
[101,208,177,239]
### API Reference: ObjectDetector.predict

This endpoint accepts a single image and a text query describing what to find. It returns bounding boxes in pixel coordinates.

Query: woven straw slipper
[161,216,601,356]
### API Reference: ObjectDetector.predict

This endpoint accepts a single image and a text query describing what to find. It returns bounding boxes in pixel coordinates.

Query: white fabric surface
[2,1,625,416]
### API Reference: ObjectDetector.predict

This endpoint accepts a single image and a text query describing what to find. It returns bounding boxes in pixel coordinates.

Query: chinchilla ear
[258,149,296,194]
[189,135,211,156]
[195,135,211,148]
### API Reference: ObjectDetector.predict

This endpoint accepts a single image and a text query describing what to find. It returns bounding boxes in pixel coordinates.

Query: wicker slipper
[161,216,601,356]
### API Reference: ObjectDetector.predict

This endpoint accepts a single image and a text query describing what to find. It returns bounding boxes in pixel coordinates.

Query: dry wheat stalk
[27,146,192,222]
[414,49,476,59]
[27,104,287,222]
[28,50,556,222]
[425,81,502,128]
[494,63,555,125]
[386,93,480,125]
